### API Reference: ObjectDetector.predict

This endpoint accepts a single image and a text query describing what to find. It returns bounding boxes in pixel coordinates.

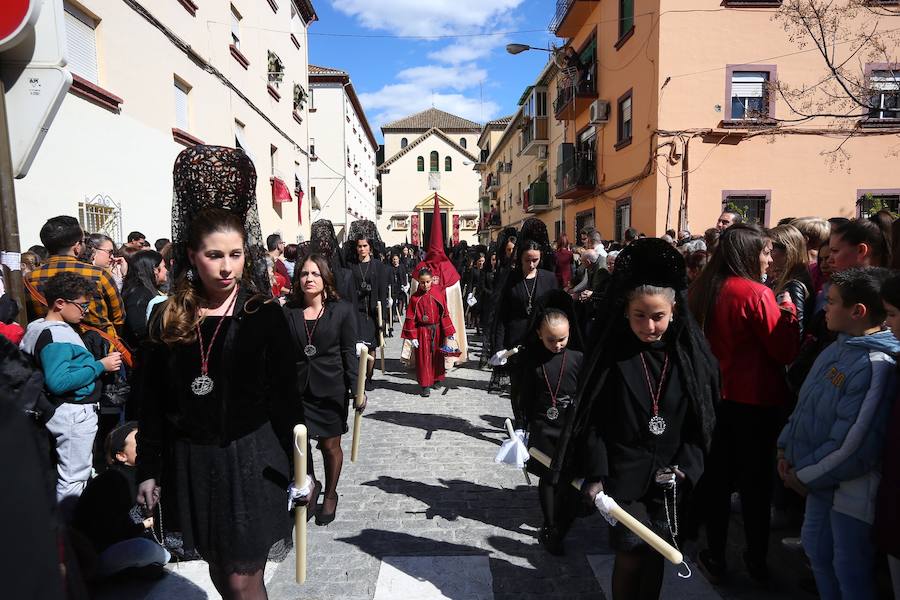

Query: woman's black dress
[492,269,558,353]
[350,259,388,348]
[581,337,704,551]
[135,290,302,573]
[284,300,359,438]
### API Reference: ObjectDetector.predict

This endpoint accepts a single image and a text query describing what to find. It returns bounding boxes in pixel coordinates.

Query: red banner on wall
[411,213,420,246]
[452,214,460,245]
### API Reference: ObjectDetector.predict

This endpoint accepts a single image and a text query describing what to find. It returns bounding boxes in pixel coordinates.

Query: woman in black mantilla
[345,221,388,390]
[284,253,360,526]
[553,239,718,600]
[134,147,304,600]
[490,219,558,422]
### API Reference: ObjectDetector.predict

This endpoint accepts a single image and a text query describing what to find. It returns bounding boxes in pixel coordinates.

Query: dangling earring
[186,267,196,282]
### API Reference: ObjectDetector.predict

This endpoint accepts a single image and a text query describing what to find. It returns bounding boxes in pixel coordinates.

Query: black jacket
[135,288,301,483]
[492,269,558,352]
[122,286,158,347]
[73,463,146,553]
[284,300,359,398]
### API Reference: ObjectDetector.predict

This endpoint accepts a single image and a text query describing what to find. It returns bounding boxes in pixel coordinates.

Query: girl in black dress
[284,254,360,526]
[135,208,302,599]
[349,235,388,390]
[513,300,583,555]
[553,239,718,600]
[491,239,558,423]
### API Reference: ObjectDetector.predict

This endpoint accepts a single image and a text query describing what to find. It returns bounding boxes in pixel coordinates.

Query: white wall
[14,0,313,246]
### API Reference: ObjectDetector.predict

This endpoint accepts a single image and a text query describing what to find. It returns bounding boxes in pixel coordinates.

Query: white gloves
[387,298,393,308]
[287,475,314,511]
[594,491,619,526]
[411,339,420,349]
[355,343,368,357]
[495,429,529,468]
[466,293,477,307]
[489,348,516,367]
[402,284,410,293]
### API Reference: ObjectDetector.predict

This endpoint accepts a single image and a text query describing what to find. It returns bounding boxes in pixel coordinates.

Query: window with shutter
[174,79,190,131]
[617,92,633,145]
[231,6,241,49]
[870,70,900,120]
[731,71,769,119]
[64,2,99,84]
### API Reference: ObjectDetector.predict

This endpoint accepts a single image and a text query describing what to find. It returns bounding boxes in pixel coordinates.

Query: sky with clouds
[308,0,557,140]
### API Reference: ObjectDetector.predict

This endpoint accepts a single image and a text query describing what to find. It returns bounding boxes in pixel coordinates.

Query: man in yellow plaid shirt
[25,216,124,337]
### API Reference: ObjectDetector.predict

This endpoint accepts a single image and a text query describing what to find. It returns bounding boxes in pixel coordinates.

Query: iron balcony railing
[554,76,597,116]
[549,0,575,34]
[556,151,596,197]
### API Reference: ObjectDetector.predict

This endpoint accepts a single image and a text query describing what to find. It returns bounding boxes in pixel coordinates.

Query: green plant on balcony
[293,83,308,111]
[267,50,285,87]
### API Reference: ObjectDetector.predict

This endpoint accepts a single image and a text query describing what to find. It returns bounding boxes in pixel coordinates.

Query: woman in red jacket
[688,224,800,583]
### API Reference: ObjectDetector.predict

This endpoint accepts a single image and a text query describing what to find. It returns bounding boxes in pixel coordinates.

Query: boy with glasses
[20,272,122,520]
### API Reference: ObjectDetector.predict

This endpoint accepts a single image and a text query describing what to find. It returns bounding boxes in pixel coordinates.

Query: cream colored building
[378,108,482,248]
[15,0,317,247]
[307,65,378,240]
[478,62,566,243]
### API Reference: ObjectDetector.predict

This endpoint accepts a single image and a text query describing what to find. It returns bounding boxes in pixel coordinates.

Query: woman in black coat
[348,234,388,389]
[284,254,360,525]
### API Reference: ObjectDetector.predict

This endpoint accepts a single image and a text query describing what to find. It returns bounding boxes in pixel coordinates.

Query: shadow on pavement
[362,475,542,533]
[365,410,505,445]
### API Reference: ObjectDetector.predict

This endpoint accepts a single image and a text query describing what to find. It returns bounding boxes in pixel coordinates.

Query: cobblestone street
[98,332,810,600]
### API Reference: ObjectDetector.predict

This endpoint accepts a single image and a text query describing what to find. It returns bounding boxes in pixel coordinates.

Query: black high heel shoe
[316,492,339,525]
[306,480,322,521]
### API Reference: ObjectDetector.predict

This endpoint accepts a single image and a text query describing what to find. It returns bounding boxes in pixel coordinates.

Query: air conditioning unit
[504,162,513,172]
[537,145,548,160]
[589,99,610,125]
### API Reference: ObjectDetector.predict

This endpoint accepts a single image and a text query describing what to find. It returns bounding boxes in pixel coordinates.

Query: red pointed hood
[413,193,460,290]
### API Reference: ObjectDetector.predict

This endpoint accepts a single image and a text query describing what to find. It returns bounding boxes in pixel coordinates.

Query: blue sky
[307,0,557,140]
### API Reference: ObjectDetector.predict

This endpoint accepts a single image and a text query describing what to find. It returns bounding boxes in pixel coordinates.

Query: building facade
[492,0,900,242]
[15,0,317,247]
[378,108,483,248]
[307,65,378,240]
[477,62,567,244]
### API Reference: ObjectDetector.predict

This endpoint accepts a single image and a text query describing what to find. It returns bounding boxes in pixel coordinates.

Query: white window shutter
[64,4,99,84]
[231,9,240,47]
[622,97,632,122]
[174,81,189,131]
[732,72,767,98]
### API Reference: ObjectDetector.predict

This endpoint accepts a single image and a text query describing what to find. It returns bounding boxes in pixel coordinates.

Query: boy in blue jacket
[20,272,121,520]
[777,267,898,600]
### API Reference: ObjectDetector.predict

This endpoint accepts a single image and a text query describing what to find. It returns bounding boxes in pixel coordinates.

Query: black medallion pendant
[304,344,317,357]
[649,415,667,436]
[546,406,559,420]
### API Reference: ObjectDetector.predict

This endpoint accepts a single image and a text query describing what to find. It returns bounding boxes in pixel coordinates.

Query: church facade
[378,109,483,248]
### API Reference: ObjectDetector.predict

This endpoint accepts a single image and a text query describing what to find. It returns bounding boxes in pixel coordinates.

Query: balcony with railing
[556,149,596,200]
[485,171,500,192]
[549,0,597,38]
[554,73,597,120]
[524,180,550,212]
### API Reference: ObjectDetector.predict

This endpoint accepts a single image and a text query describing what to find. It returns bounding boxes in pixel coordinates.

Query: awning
[271,176,292,203]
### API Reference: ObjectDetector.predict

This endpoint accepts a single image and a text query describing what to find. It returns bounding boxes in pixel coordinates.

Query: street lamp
[505,43,552,55]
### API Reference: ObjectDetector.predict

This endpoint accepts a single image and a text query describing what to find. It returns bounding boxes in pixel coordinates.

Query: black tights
[310,436,343,508]
[209,563,267,600]
[537,477,577,534]
[611,547,664,600]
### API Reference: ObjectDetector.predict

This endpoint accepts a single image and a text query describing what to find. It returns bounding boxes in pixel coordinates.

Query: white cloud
[395,64,487,92]
[331,0,525,37]
[359,83,500,131]
[429,35,507,65]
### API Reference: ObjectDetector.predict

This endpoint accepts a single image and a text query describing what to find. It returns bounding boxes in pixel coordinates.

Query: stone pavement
[97,332,811,600]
